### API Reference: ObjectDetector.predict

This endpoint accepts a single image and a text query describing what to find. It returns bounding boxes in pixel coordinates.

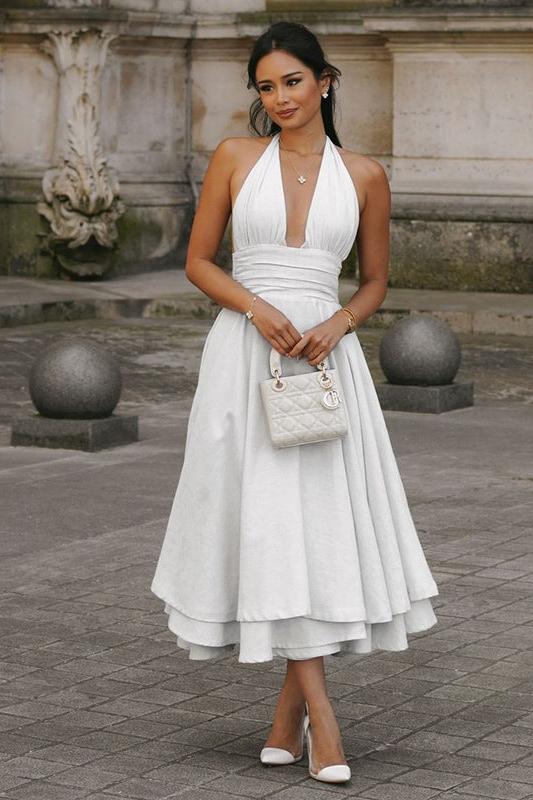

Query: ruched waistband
[232,244,341,303]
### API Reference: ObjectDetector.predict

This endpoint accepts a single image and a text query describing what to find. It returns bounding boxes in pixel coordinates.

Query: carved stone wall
[0,1,532,290]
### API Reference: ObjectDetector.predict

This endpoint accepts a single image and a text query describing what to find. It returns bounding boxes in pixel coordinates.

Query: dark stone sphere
[379,315,461,386]
[29,338,122,419]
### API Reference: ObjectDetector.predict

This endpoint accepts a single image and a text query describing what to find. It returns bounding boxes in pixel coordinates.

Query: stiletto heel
[260,705,307,766]
[304,706,351,783]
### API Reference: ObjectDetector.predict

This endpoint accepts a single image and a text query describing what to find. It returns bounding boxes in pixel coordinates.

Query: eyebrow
[256,71,303,85]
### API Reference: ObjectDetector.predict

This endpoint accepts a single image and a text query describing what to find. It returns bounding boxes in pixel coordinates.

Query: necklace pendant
[297,175,306,184]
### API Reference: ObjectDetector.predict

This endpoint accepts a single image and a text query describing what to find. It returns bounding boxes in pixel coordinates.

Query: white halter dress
[151,132,439,662]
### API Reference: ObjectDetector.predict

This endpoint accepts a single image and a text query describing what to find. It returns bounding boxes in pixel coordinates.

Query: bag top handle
[269,346,331,378]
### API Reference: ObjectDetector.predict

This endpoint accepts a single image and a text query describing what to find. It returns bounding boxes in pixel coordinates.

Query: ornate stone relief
[37,29,125,278]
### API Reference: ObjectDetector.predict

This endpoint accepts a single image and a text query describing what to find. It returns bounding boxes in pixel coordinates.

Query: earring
[322,91,329,99]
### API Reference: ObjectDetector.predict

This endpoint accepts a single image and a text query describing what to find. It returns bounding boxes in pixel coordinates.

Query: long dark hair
[246,21,342,146]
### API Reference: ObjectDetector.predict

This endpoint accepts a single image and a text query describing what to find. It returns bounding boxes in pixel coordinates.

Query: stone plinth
[11,414,139,451]
[375,381,474,413]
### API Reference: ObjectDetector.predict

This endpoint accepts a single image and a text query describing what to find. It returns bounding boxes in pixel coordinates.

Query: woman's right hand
[248,296,303,357]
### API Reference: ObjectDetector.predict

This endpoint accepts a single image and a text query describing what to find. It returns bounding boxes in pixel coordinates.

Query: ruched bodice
[231,133,360,314]
[231,132,359,260]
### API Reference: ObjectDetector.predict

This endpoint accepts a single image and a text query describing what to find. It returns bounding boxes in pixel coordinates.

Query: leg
[263,658,307,757]
[291,655,347,770]
[263,656,347,769]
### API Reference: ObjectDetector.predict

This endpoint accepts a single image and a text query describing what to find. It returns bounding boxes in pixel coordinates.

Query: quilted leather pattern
[260,367,348,448]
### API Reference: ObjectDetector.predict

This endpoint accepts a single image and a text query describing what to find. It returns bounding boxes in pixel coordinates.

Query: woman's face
[255,50,329,128]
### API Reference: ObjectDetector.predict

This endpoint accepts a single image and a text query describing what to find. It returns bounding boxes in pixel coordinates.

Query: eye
[258,78,301,93]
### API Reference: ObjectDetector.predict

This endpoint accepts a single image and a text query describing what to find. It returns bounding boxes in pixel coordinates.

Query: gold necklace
[279,136,326,185]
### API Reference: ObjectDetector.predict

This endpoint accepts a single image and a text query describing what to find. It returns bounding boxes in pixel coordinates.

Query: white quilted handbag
[259,347,348,448]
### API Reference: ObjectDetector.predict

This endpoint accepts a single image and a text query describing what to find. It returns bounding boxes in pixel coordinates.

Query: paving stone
[493,762,533,783]
[96,775,198,798]
[117,687,192,707]
[0,733,56,755]
[0,701,71,721]
[391,767,472,790]
[424,684,495,703]
[1,779,91,799]
[14,719,105,743]
[28,743,103,765]
[67,731,142,752]
[182,770,282,797]
[481,693,533,712]
[426,753,500,777]
[242,789,347,800]
[398,731,475,755]
[455,704,524,726]
[100,667,163,686]
[181,791,249,800]
[0,715,36,733]
[118,738,198,767]
[345,721,412,743]
[359,782,441,798]
[485,725,533,747]
[358,707,439,731]
[66,677,144,699]
[45,763,125,791]
[367,745,441,768]
[101,717,177,740]
[0,774,32,793]
[456,740,533,762]
[452,671,524,690]
[452,776,533,798]
[427,718,503,739]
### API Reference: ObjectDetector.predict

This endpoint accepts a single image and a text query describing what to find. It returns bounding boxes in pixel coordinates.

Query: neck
[278,127,327,155]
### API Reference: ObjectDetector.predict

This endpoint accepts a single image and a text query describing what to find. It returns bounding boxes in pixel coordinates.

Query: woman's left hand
[286,310,348,366]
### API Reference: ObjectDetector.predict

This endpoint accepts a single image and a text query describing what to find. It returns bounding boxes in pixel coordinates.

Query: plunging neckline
[275,132,329,250]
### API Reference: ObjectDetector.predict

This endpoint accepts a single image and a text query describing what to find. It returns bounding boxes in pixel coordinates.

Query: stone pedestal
[375,381,474,414]
[11,414,139,452]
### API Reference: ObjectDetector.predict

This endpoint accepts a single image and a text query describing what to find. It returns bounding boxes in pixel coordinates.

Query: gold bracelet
[340,306,358,333]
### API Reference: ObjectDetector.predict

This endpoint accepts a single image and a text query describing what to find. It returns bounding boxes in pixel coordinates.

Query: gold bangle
[340,306,358,333]
[339,309,353,333]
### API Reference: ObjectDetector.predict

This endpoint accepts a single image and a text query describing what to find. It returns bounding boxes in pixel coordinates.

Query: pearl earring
[322,91,329,99]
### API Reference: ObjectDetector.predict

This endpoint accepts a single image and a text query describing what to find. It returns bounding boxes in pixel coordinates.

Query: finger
[289,325,304,344]
[286,335,309,358]
[308,348,327,365]
[285,331,304,356]
[273,338,290,355]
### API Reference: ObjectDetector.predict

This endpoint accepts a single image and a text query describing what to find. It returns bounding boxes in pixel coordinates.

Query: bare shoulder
[215,135,272,161]
[334,145,390,213]
[215,136,273,206]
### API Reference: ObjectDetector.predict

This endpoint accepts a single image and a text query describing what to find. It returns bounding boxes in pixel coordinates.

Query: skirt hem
[157,595,439,663]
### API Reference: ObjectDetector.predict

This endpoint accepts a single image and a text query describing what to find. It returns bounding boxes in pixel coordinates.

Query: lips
[278,108,297,117]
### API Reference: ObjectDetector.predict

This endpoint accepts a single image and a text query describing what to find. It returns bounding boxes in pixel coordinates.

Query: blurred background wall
[0,0,531,291]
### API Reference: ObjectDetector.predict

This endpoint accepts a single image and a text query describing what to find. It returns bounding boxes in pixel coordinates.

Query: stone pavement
[1,271,532,337]
[0,311,532,799]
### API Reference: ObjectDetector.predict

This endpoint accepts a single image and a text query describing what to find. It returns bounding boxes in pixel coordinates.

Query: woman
[151,20,439,784]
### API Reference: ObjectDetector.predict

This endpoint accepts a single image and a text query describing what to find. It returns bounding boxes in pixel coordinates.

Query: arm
[333,157,391,330]
[185,138,255,314]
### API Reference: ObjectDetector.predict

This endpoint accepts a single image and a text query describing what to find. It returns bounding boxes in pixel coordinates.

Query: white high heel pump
[260,705,307,765]
[304,702,351,783]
